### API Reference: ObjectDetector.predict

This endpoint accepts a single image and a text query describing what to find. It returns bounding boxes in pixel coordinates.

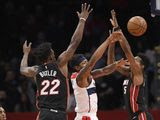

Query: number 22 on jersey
[40,79,60,95]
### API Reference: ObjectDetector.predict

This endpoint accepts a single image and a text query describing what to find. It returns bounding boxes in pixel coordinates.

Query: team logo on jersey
[123,79,129,85]
[123,79,129,94]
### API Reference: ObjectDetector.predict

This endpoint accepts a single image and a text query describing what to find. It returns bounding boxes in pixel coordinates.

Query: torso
[123,74,147,118]
[35,63,68,111]
[71,72,98,113]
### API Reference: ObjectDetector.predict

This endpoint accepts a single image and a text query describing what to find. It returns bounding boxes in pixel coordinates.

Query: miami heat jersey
[123,75,147,118]
[35,63,68,111]
[71,72,98,113]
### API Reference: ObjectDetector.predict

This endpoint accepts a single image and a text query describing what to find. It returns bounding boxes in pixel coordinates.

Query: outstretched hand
[116,58,127,68]
[23,40,32,54]
[108,31,122,43]
[77,3,93,21]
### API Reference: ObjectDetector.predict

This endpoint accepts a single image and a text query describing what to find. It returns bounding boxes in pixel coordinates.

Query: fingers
[84,3,87,11]
[29,42,32,48]
[89,8,93,14]
[23,40,32,48]
[81,4,84,12]
[81,3,93,13]
[87,4,90,11]
[24,40,27,45]
[109,30,112,36]
[23,40,27,47]
[77,11,80,17]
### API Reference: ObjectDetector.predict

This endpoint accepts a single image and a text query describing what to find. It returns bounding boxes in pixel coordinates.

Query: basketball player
[0,106,6,120]
[108,11,153,120]
[118,31,153,120]
[70,32,125,120]
[20,3,93,120]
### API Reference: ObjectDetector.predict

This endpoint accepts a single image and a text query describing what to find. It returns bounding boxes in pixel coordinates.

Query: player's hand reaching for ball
[108,31,122,43]
[77,3,93,22]
[23,40,32,54]
[111,31,125,42]
[116,58,126,68]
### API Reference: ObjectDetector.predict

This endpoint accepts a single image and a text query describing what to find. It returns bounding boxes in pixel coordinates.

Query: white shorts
[74,112,98,120]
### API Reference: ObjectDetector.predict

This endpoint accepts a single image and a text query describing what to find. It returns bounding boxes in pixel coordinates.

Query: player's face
[0,107,6,120]
[79,59,88,68]
[74,59,88,71]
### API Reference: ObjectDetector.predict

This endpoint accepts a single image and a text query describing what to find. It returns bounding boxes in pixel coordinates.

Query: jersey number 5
[40,79,60,95]
[124,86,127,94]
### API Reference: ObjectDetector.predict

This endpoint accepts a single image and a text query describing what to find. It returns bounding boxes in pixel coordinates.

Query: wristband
[113,26,121,31]
[80,18,86,22]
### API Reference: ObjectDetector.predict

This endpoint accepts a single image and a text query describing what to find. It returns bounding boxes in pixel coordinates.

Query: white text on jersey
[39,70,57,77]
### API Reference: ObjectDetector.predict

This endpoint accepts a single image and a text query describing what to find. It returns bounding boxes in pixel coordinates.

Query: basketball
[127,16,147,36]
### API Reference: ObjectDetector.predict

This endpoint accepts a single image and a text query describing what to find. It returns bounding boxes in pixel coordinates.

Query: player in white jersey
[70,32,126,120]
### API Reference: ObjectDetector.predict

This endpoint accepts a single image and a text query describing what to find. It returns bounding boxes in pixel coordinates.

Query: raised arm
[57,3,93,67]
[108,10,129,75]
[118,31,143,85]
[20,41,38,77]
[92,58,126,79]
[76,33,117,87]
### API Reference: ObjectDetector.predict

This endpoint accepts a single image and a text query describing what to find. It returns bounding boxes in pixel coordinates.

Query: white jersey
[71,72,98,113]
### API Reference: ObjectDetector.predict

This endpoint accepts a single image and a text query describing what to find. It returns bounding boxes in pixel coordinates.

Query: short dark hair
[69,54,86,69]
[33,42,52,64]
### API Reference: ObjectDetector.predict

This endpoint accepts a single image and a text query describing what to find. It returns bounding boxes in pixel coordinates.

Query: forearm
[119,35,135,62]
[101,62,117,76]
[60,20,86,62]
[92,61,118,78]
[78,36,112,80]
[68,20,86,54]
[20,53,29,67]
[57,20,86,66]
[119,34,139,76]
[70,19,86,44]
[89,36,112,66]
[107,43,115,65]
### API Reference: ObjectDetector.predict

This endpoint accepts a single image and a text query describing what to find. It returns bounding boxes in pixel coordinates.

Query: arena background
[0,0,160,119]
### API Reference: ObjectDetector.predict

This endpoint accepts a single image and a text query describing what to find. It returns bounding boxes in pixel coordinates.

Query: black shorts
[36,108,67,120]
[131,112,153,120]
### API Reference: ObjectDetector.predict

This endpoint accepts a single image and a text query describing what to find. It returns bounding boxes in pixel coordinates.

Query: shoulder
[71,72,78,79]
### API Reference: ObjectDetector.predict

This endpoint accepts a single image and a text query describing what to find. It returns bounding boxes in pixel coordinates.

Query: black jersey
[123,74,147,118]
[35,63,68,111]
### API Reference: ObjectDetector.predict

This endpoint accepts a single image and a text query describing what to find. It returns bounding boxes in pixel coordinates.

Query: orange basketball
[127,16,147,36]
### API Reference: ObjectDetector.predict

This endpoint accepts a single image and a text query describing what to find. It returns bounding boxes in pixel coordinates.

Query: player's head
[33,42,56,64]
[0,105,6,120]
[135,53,149,70]
[69,54,88,72]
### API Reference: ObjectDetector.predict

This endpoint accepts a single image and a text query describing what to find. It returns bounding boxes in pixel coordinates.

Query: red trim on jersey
[138,112,147,120]
[130,84,134,112]
[144,112,147,120]
[82,116,91,120]
[36,90,40,110]
[36,112,40,120]
[65,78,70,111]
[130,84,139,112]
[71,72,78,79]
[134,86,139,112]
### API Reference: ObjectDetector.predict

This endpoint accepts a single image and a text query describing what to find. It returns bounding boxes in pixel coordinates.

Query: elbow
[20,67,26,76]
[20,67,23,74]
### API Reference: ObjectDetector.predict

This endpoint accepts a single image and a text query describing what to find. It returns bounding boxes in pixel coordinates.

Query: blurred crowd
[0,0,160,112]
